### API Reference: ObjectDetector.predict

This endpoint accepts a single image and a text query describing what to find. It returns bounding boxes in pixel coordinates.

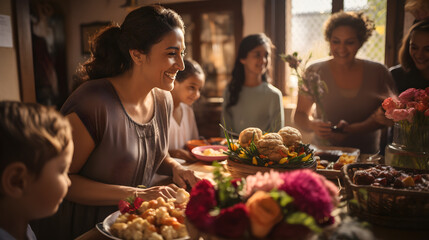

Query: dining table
[75,159,429,240]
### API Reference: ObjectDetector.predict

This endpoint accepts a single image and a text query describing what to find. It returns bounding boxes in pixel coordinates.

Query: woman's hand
[309,119,332,138]
[136,184,180,201]
[325,120,348,143]
[372,106,394,126]
[172,165,201,190]
[169,149,198,162]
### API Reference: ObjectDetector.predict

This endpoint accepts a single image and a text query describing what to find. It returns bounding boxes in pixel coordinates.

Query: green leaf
[285,212,322,233]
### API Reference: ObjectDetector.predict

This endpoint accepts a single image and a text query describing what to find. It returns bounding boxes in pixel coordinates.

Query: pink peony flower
[245,170,284,197]
[391,109,410,122]
[399,88,418,103]
[406,108,416,122]
[278,170,335,224]
[214,203,250,238]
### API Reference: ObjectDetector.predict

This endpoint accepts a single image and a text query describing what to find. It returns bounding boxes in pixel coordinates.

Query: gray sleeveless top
[31,79,172,239]
[307,59,394,154]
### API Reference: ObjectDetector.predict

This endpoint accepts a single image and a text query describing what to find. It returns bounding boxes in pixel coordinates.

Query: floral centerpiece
[185,163,339,239]
[382,87,429,169]
[280,52,328,121]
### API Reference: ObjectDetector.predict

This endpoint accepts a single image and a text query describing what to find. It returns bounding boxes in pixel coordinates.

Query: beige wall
[0,0,21,101]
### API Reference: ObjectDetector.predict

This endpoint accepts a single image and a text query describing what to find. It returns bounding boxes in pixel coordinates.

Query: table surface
[75,160,429,240]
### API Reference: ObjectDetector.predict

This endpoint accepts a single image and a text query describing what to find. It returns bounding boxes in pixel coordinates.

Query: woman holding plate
[31,5,199,239]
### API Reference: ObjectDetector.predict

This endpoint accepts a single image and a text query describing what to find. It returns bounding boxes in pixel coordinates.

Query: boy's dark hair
[176,59,205,83]
[0,101,72,180]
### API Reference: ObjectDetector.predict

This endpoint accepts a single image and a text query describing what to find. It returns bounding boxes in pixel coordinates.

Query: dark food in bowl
[352,165,429,191]
[316,152,341,162]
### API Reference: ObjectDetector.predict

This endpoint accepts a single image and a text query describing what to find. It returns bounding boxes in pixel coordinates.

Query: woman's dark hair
[399,20,429,72]
[226,33,273,109]
[176,59,204,83]
[75,5,184,84]
[324,11,374,46]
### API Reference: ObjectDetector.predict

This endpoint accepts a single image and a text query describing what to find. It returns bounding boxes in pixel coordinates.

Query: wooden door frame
[13,0,36,103]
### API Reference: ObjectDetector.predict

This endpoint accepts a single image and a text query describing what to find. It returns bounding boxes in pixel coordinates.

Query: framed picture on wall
[80,21,110,55]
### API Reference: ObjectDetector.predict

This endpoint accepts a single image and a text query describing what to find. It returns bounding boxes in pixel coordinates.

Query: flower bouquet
[280,52,328,121]
[185,163,339,239]
[382,87,429,170]
[222,126,317,179]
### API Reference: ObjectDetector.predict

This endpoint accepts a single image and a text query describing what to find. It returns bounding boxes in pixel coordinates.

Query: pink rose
[245,170,284,197]
[391,109,410,122]
[406,108,416,122]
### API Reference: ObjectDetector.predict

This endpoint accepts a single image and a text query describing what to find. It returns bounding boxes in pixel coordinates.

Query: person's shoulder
[0,228,15,240]
[153,88,172,102]
[68,79,113,101]
[389,64,405,75]
[306,57,331,72]
[180,102,195,115]
[361,59,388,71]
[265,82,282,93]
[61,79,115,114]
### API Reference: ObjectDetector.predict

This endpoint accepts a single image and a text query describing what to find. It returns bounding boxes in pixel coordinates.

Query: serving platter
[96,210,189,240]
[311,145,360,180]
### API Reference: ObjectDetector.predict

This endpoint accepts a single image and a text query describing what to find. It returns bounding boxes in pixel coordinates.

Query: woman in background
[168,59,205,161]
[390,20,429,93]
[222,33,284,135]
[32,5,199,239]
[294,11,395,154]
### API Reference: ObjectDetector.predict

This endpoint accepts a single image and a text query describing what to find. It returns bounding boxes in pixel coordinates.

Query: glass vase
[384,122,429,170]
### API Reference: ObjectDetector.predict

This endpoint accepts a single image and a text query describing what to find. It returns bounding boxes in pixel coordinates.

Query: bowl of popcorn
[191,145,228,162]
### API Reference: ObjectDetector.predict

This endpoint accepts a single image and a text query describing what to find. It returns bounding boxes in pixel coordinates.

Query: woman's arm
[341,107,387,133]
[65,113,178,206]
[157,155,200,189]
[294,94,332,138]
[169,149,197,162]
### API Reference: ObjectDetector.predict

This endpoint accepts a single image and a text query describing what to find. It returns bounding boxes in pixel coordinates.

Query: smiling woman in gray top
[31,5,199,239]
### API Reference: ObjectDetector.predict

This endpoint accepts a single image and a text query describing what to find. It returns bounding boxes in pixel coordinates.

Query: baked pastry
[256,133,288,162]
[278,126,302,147]
[239,127,263,148]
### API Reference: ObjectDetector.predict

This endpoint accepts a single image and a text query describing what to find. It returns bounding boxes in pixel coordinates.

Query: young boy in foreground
[0,101,73,240]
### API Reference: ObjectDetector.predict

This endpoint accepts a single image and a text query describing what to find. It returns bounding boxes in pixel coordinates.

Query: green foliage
[212,162,245,209]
